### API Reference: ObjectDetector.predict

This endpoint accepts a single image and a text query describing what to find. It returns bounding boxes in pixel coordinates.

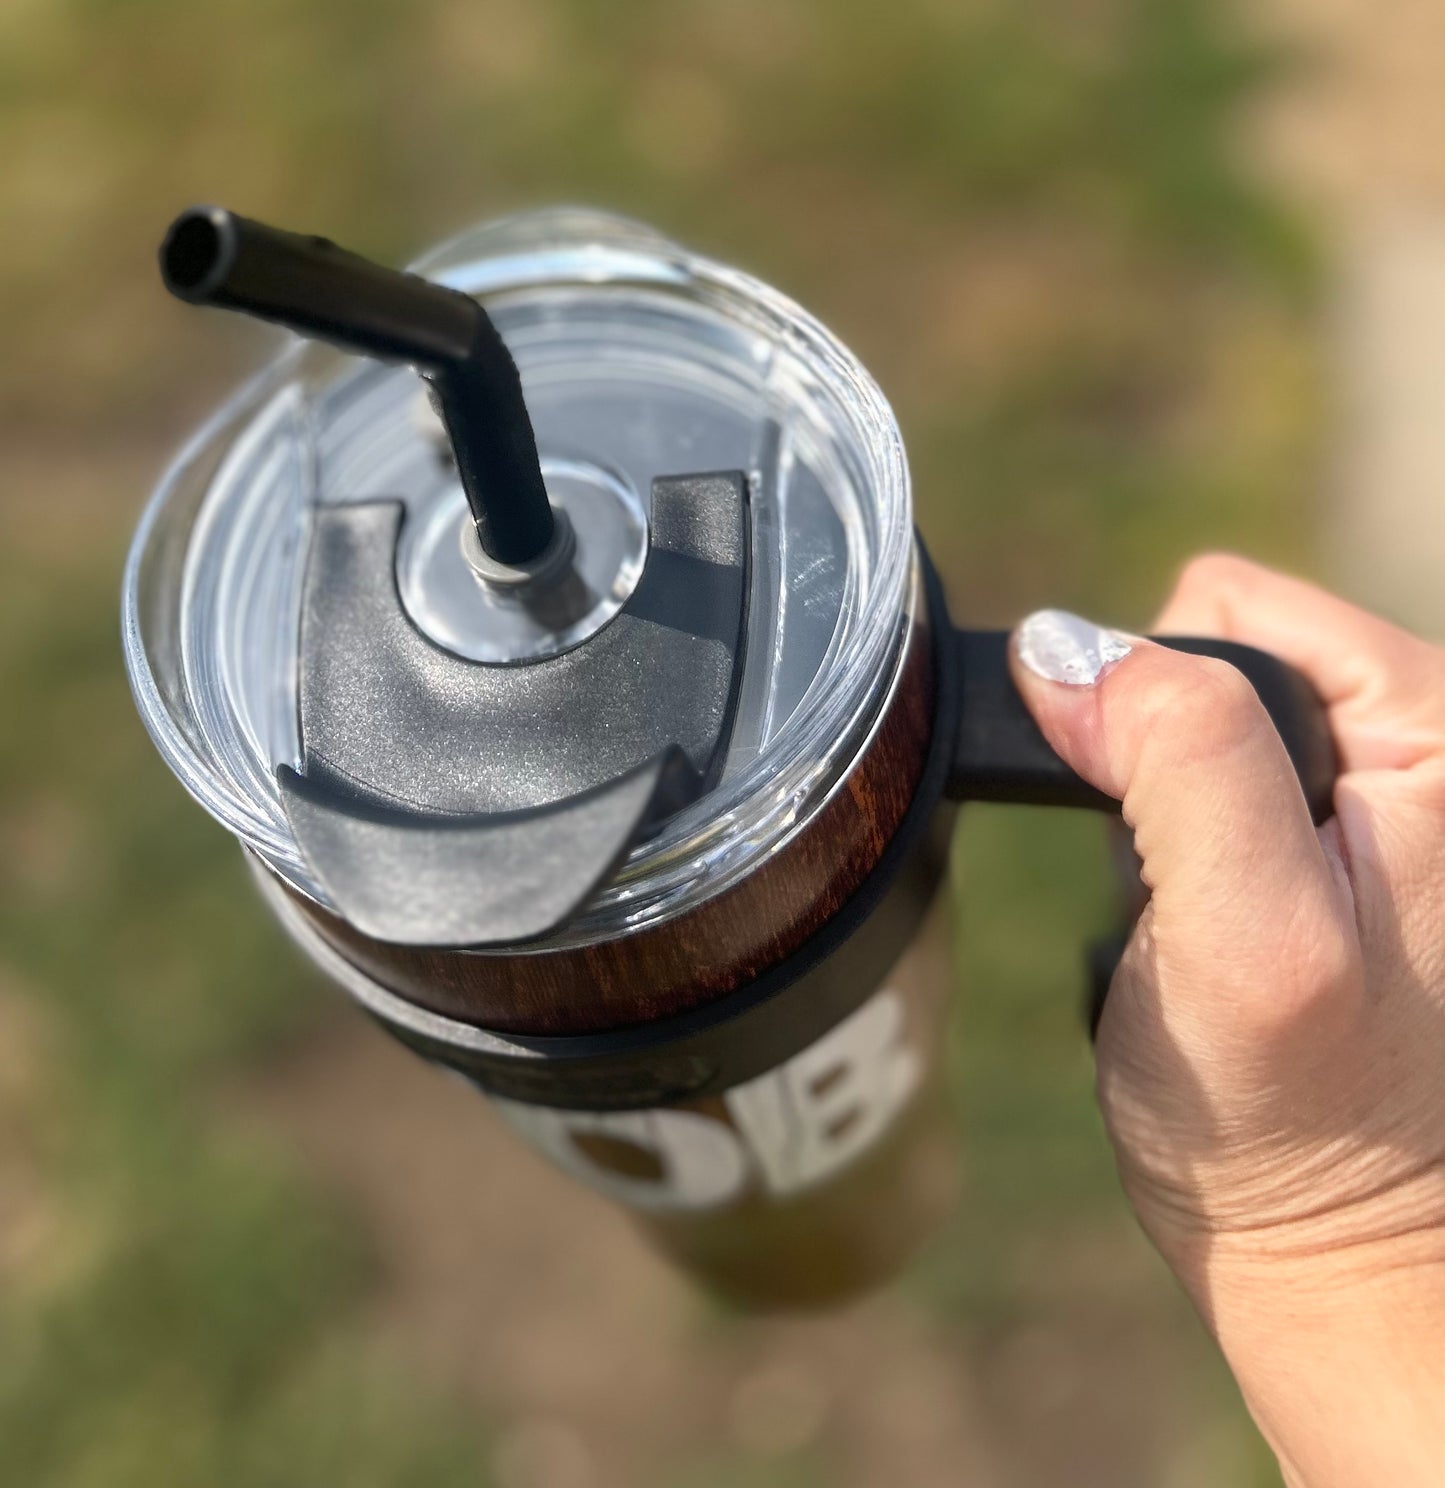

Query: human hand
[1010,556,1443,1488]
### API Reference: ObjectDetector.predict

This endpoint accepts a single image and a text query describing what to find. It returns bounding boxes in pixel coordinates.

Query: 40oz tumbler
[124,206,1334,1308]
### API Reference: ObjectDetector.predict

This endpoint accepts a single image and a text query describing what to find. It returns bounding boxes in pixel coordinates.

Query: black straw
[160,206,554,566]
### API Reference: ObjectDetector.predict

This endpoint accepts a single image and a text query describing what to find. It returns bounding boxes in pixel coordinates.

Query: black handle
[947,630,1337,824]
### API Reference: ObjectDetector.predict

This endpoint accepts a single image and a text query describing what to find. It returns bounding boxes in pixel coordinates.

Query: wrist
[1183,1232,1443,1488]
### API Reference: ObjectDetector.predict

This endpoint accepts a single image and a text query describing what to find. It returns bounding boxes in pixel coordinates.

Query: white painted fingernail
[1015,609,1132,686]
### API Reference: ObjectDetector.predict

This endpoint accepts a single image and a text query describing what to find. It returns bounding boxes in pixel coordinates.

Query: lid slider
[277,471,752,947]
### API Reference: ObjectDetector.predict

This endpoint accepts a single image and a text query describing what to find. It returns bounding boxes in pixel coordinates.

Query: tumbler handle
[947,630,1337,824]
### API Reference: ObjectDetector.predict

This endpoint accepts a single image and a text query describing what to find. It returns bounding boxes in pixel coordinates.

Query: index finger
[1154,554,1444,773]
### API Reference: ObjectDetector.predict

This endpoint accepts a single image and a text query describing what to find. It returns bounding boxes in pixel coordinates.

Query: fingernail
[1015,609,1133,686]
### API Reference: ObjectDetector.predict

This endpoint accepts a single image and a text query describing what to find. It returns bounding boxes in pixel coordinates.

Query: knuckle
[1251,909,1362,1038]
[1415,760,1445,816]
[1140,656,1265,760]
[1288,909,1359,997]
[1172,551,1255,605]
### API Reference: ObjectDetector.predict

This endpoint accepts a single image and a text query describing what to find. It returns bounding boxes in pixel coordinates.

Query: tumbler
[124,206,1333,1307]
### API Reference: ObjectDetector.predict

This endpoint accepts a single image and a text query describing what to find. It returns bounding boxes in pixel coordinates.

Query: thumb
[1009,609,1349,979]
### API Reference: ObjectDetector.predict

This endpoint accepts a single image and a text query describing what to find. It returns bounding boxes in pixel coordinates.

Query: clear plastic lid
[123,208,914,945]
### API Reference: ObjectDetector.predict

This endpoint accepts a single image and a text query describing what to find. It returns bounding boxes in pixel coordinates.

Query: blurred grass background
[0,0,1393,1483]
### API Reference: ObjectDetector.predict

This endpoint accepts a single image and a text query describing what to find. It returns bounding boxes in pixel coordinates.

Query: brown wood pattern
[277,598,936,1037]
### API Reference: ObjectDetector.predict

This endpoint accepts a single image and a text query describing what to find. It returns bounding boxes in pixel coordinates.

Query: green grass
[0,536,499,1485]
[0,0,1320,1482]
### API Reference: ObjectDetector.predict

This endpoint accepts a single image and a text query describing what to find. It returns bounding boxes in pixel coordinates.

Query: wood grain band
[275,569,937,1037]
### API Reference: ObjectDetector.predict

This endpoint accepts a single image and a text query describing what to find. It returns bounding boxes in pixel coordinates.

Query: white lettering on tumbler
[725,987,921,1196]
[488,1103,751,1212]
[490,989,920,1212]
